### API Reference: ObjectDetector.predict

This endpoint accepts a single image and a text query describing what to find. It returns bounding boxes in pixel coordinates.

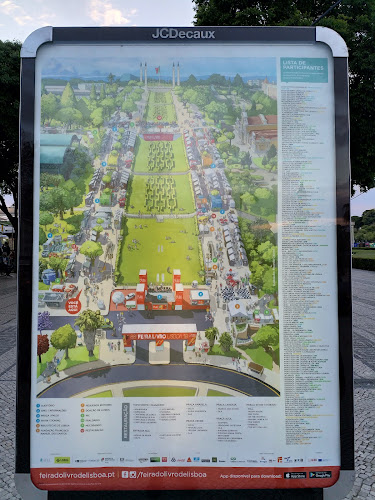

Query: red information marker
[65,290,82,314]
[211,214,216,219]
[157,115,162,120]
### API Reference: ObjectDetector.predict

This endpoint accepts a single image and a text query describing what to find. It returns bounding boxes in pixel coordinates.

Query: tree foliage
[205,326,219,347]
[193,0,375,191]
[75,310,104,357]
[253,325,279,351]
[50,324,77,360]
[218,331,233,352]
[80,240,104,264]
[37,334,50,363]
[0,40,21,234]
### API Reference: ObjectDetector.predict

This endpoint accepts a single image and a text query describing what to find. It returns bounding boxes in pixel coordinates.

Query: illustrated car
[102,318,114,330]
[41,250,50,258]
[51,284,65,293]
[64,284,78,296]
[125,293,135,301]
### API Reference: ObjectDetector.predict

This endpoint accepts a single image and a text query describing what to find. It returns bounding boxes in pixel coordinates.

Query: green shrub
[352,258,375,271]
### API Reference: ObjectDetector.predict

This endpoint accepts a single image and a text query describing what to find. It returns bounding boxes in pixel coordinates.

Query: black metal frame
[17,26,353,499]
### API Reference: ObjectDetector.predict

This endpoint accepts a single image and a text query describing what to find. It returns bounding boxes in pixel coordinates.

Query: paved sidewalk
[0,270,374,499]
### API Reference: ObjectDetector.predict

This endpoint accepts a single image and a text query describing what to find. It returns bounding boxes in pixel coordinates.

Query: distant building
[261,77,277,99]
[235,113,277,155]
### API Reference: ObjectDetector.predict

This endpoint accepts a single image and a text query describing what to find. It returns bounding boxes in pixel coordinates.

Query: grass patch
[39,282,50,290]
[86,390,113,398]
[352,249,375,259]
[238,342,273,370]
[57,346,99,372]
[117,217,202,285]
[127,174,194,214]
[43,211,84,239]
[144,91,177,122]
[122,386,196,397]
[207,389,233,397]
[208,344,244,359]
[253,157,277,172]
[37,347,57,378]
[133,137,188,173]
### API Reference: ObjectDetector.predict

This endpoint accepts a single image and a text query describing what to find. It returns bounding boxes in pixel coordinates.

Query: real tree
[193,0,375,192]
[0,40,21,237]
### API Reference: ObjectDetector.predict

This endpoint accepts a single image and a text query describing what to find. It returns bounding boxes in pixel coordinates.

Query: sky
[0,0,374,215]
[0,0,195,42]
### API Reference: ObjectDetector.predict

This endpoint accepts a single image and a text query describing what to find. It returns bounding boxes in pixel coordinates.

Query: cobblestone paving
[0,270,373,499]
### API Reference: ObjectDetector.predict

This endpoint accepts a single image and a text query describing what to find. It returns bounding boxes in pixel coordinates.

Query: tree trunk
[65,346,69,360]
[59,210,64,220]
[70,207,74,215]
[39,354,42,363]
[83,329,96,357]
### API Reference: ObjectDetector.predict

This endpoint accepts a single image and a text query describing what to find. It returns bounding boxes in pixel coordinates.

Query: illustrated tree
[256,240,277,263]
[240,191,255,210]
[50,324,77,360]
[37,334,49,363]
[253,325,279,352]
[80,240,104,266]
[267,144,277,161]
[66,188,83,215]
[205,326,219,348]
[60,82,77,108]
[262,267,278,296]
[122,100,137,115]
[41,93,59,124]
[39,226,47,246]
[269,157,277,172]
[99,84,106,100]
[49,256,68,276]
[102,174,111,187]
[219,332,233,353]
[225,131,235,146]
[186,74,198,86]
[75,310,104,357]
[101,97,116,119]
[40,187,70,220]
[204,101,227,124]
[89,84,97,102]
[38,311,53,335]
[233,73,244,87]
[57,107,83,129]
[90,107,104,130]
[40,173,64,189]
[39,211,54,229]
[76,98,91,123]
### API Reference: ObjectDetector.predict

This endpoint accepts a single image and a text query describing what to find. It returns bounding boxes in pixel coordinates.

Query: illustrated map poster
[31,39,340,490]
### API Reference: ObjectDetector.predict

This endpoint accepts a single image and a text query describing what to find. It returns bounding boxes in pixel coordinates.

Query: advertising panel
[18,27,351,493]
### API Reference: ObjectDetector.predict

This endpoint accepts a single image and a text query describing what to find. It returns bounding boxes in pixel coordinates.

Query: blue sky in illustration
[42,56,277,81]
